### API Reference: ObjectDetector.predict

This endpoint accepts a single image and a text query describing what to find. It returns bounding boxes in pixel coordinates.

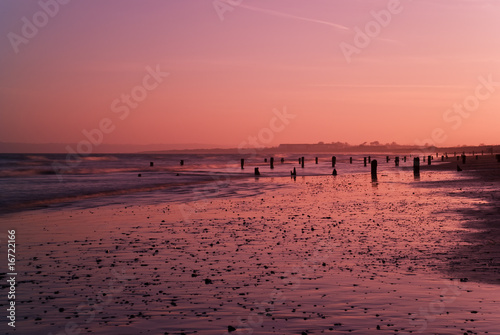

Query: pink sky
[1,0,500,149]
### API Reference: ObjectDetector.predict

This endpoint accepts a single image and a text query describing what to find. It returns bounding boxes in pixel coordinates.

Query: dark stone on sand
[204,278,213,284]
[228,325,236,332]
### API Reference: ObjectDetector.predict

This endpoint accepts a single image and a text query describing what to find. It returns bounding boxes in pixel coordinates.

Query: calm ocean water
[0,153,417,214]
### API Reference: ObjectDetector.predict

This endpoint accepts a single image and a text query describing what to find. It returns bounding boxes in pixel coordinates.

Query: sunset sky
[1,0,500,150]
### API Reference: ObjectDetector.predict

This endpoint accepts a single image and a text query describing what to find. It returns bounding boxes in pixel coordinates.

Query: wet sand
[1,158,500,334]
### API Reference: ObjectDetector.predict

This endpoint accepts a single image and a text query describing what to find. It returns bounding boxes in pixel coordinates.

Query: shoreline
[3,169,500,334]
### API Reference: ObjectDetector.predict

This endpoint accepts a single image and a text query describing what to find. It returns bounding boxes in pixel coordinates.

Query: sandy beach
[1,155,500,335]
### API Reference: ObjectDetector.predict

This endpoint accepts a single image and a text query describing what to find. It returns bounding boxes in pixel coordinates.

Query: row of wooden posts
[251,154,474,178]
[145,152,500,178]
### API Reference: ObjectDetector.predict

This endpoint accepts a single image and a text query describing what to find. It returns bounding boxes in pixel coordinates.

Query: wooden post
[301,157,305,168]
[395,157,399,166]
[496,154,500,162]
[332,169,337,176]
[350,157,353,164]
[386,156,389,163]
[371,160,377,181]
[332,156,336,167]
[423,156,426,163]
[150,162,154,167]
[254,167,260,176]
[441,156,444,161]
[298,158,301,164]
[291,167,296,176]
[315,157,318,164]
[180,160,184,166]
[413,157,420,176]
[368,156,371,163]
[264,158,267,163]
[403,156,407,163]
[364,157,367,167]
[270,157,274,169]
[428,155,431,165]
[241,158,244,169]
[462,154,466,164]
[281,157,285,163]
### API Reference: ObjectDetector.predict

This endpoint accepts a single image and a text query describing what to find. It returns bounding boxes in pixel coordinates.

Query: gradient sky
[1,0,500,149]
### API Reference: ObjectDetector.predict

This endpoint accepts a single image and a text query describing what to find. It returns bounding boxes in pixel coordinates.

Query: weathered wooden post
[241,158,244,169]
[180,160,184,166]
[315,157,318,164]
[350,157,353,164]
[301,157,305,168]
[332,156,336,167]
[332,169,337,176]
[395,157,399,166]
[386,156,389,163]
[428,155,431,165]
[371,160,377,181]
[270,157,274,169]
[291,167,297,176]
[264,158,267,163]
[298,157,301,164]
[441,156,444,161]
[364,157,367,167]
[462,154,466,164]
[423,156,426,163]
[254,167,260,176]
[403,156,407,163]
[150,162,154,167]
[413,157,420,176]
[281,158,285,163]
[368,156,371,163]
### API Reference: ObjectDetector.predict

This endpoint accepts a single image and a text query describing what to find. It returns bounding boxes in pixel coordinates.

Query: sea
[0,152,424,214]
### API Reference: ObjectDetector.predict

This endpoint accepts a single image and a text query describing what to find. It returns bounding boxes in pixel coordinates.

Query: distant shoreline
[1,142,499,155]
